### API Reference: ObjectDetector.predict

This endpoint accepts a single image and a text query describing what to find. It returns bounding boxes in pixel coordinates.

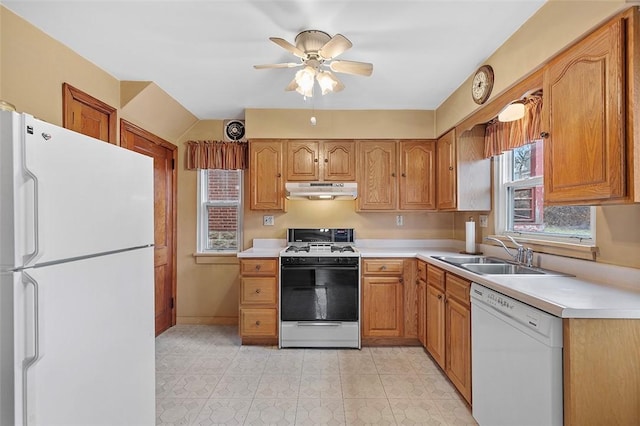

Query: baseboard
[176,316,238,325]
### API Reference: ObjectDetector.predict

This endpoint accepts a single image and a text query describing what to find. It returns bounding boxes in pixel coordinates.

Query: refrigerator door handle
[22,271,40,425]
[22,153,40,266]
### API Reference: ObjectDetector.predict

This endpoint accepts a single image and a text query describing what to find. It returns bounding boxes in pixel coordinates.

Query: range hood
[285,182,358,200]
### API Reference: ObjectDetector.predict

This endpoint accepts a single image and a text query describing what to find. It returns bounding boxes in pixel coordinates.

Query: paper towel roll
[465,220,476,253]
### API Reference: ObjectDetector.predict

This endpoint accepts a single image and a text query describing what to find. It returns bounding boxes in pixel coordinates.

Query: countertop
[238,240,640,319]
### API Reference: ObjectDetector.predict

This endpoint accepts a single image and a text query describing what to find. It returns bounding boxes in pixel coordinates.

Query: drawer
[427,265,446,291]
[241,277,277,305]
[240,308,277,337]
[240,258,278,276]
[362,259,404,275]
[446,273,470,306]
[417,260,427,282]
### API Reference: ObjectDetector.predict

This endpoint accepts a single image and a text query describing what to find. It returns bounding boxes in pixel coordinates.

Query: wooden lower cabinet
[361,258,419,344]
[423,264,471,405]
[417,260,427,346]
[238,258,278,344]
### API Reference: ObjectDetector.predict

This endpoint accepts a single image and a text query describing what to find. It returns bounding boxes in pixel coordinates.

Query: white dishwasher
[470,283,563,426]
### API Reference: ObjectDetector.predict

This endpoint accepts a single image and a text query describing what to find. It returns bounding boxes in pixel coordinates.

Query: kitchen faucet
[485,236,534,267]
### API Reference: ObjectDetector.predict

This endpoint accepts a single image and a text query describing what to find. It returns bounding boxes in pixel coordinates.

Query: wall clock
[471,65,494,105]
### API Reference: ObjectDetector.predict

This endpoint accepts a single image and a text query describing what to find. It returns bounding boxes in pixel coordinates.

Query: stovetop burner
[282,228,359,257]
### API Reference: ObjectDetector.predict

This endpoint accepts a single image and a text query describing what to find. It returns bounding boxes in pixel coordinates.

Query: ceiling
[3,0,546,120]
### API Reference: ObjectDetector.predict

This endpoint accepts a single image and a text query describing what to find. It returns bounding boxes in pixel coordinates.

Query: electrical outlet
[396,215,403,226]
[263,215,274,226]
[479,215,488,228]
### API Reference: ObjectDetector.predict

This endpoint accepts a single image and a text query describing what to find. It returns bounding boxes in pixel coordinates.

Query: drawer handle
[380,265,387,271]
[255,265,261,271]
[255,288,261,294]
[255,320,261,326]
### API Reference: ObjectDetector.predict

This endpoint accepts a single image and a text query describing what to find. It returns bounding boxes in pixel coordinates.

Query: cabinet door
[445,297,471,404]
[362,276,403,337]
[287,140,319,181]
[323,140,356,181]
[357,141,398,210]
[425,283,445,368]
[543,18,625,203]
[436,129,457,210]
[250,141,284,210]
[400,140,436,210]
[417,279,427,347]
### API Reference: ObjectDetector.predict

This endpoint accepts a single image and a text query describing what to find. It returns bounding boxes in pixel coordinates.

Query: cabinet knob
[449,166,454,171]
[391,173,396,177]
[255,320,261,326]
[255,288,261,294]
[540,131,550,139]
[399,278,404,284]
[381,265,387,271]
[314,158,318,162]
[277,173,282,178]
[401,173,406,177]
[255,265,261,271]
[324,159,329,163]
[437,294,443,300]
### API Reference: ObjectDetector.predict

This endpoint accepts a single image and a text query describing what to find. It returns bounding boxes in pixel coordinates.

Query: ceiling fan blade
[330,60,373,76]
[253,62,301,69]
[285,77,299,91]
[318,34,352,60]
[269,37,306,58]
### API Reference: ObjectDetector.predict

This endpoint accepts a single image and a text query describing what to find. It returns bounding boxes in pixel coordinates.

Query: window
[197,169,243,253]
[495,140,594,243]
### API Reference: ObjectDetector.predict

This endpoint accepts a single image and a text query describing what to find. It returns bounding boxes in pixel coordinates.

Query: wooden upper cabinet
[249,140,284,210]
[357,141,398,210]
[286,140,319,181]
[543,17,626,204]
[400,140,436,210]
[436,129,457,210]
[436,126,490,211]
[286,140,355,181]
[323,140,356,181]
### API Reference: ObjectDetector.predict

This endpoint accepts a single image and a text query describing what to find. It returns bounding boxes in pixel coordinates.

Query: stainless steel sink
[432,255,571,276]
[462,263,545,275]
[432,255,506,265]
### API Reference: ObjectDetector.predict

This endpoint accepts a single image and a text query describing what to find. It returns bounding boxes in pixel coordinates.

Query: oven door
[280,263,359,322]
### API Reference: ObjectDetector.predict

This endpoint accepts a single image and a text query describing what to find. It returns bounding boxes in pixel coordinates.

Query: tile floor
[156,325,478,425]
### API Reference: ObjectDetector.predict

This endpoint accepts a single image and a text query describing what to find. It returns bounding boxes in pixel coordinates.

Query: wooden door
[425,283,445,368]
[436,129,457,209]
[543,18,625,203]
[400,140,436,210]
[323,140,356,181]
[120,120,176,336]
[286,140,319,181]
[445,297,471,404]
[62,83,117,144]
[357,141,397,210]
[249,140,284,210]
[362,276,403,337]
[417,279,427,347]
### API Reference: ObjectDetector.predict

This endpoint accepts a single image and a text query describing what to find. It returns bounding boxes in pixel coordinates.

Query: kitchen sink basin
[461,263,545,275]
[432,255,571,276]
[432,255,506,265]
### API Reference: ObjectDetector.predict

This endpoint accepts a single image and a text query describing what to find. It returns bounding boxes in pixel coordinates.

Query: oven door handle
[296,322,342,326]
[281,265,359,270]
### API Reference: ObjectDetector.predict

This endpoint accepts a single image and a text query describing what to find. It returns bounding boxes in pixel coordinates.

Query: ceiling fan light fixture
[295,66,316,97]
[316,71,338,95]
[498,101,526,122]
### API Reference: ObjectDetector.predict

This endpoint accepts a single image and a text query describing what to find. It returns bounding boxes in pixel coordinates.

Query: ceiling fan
[254,30,374,97]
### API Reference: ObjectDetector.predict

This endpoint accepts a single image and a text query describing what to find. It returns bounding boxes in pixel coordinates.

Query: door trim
[62,83,117,144]
[120,119,178,328]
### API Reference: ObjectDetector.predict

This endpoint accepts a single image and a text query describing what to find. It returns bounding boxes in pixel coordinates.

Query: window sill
[488,235,597,261]
[193,252,240,265]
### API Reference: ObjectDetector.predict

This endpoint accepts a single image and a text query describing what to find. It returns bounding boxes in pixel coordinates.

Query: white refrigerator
[0,111,156,425]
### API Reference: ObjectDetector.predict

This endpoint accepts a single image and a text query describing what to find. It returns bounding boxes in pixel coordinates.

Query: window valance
[484,95,543,158]
[185,140,248,170]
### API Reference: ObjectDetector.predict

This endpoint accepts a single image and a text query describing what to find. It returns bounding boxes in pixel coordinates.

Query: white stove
[279,228,361,349]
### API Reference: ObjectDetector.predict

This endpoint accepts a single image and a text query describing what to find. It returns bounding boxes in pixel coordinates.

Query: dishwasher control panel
[470,283,562,344]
